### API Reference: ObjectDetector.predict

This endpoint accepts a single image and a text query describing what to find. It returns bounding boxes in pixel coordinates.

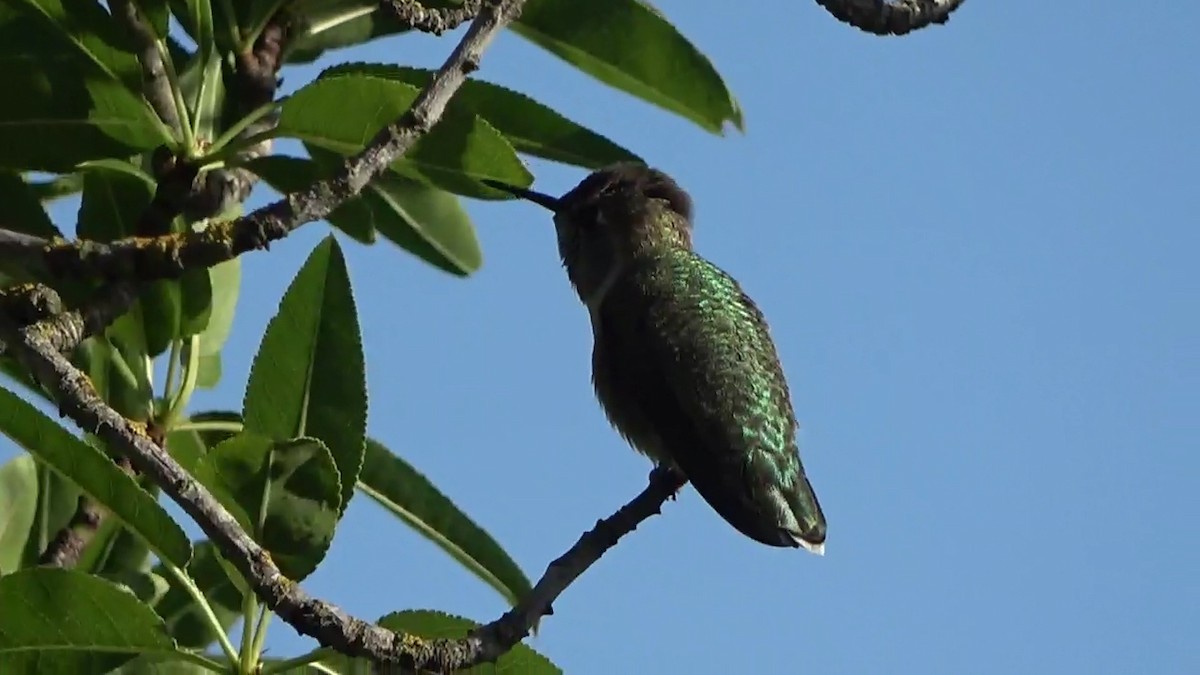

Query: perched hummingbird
[484,163,827,553]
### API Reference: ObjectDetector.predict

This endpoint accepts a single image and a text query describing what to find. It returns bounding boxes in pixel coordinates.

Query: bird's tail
[782,475,827,555]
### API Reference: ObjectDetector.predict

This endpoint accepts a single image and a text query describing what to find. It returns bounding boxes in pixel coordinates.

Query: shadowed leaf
[192,433,341,581]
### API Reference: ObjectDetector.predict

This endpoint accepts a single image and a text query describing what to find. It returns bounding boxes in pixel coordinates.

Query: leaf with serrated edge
[359,440,531,607]
[0,387,192,567]
[242,237,366,511]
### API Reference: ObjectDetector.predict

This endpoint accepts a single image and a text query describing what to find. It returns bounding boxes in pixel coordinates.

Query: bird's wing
[601,250,814,547]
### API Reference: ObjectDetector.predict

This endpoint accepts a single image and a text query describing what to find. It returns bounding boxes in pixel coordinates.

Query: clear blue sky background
[3,1,1198,673]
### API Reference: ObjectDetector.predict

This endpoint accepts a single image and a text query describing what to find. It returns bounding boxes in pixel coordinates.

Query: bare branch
[816,0,967,35]
[380,0,483,35]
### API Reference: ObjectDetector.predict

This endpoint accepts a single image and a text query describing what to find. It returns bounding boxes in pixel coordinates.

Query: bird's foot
[649,465,686,500]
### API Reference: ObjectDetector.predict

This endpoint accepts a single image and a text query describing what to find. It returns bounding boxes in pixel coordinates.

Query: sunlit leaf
[0,568,178,674]
[277,72,531,198]
[0,454,38,574]
[512,0,742,134]
[0,387,191,567]
[323,64,641,169]
[242,237,366,511]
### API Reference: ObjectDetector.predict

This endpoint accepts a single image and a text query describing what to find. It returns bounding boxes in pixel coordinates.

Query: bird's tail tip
[797,538,825,556]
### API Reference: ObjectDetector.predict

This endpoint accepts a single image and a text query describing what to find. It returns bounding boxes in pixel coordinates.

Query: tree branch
[0,0,518,283]
[380,0,483,35]
[816,0,967,35]
[0,305,686,669]
[2,0,666,669]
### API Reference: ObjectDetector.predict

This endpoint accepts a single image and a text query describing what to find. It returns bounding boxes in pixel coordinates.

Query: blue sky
[4,1,1199,672]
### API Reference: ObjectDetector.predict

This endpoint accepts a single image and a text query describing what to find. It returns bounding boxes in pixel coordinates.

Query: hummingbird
[484,163,827,553]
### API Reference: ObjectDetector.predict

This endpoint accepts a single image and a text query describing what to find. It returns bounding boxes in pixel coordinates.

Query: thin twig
[815,0,967,35]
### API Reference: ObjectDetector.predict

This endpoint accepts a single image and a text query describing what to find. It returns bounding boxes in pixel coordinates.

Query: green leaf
[0,568,178,674]
[191,433,341,581]
[252,152,483,276]
[360,439,531,607]
[194,352,221,389]
[0,386,192,567]
[277,71,532,198]
[377,610,560,674]
[0,171,60,237]
[512,0,742,134]
[101,569,171,605]
[0,454,38,574]
[285,0,411,64]
[324,64,641,169]
[198,259,240,355]
[243,236,366,511]
[179,267,214,338]
[368,173,484,276]
[0,5,168,171]
[139,281,182,358]
[152,542,242,650]
[75,160,155,241]
[114,654,218,674]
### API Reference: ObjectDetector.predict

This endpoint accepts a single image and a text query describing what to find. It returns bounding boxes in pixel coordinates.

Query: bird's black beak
[482,179,561,213]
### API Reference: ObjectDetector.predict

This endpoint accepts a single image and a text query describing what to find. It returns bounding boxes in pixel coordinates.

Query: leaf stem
[172,649,229,672]
[165,562,240,664]
[156,39,197,154]
[164,336,202,428]
[239,590,259,673]
[206,101,278,155]
[260,648,339,675]
[163,339,182,403]
[174,419,245,434]
[248,602,273,667]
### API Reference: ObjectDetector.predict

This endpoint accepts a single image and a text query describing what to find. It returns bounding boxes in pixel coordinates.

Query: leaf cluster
[0,0,741,672]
